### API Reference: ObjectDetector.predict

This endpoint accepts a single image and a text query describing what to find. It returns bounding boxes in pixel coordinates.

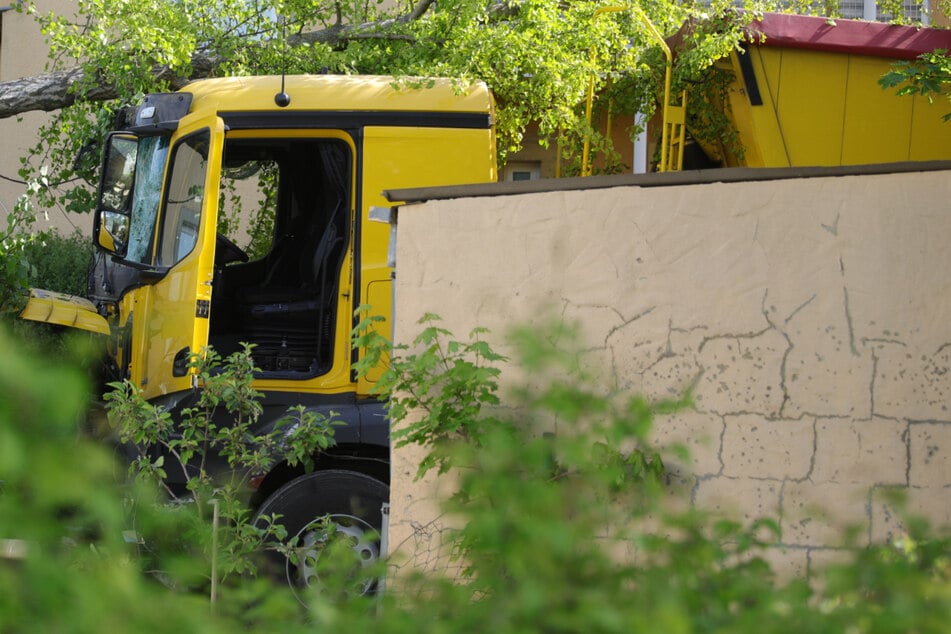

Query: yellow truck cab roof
[180,75,494,118]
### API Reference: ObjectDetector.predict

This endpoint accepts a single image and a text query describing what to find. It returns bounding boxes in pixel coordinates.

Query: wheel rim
[287,513,380,598]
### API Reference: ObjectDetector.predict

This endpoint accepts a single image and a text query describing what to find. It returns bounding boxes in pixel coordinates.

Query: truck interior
[209,136,352,379]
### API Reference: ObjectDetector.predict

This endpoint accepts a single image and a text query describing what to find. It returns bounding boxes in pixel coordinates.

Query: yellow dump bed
[704,13,951,167]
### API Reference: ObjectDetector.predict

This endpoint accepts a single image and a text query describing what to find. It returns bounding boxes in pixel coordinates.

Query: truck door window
[100,135,137,215]
[218,159,278,260]
[156,131,210,268]
[89,133,169,317]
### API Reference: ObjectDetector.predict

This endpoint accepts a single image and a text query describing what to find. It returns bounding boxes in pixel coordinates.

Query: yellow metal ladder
[582,5,687,175]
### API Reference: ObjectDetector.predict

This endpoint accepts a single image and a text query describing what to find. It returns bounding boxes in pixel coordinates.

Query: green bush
[22,228,93,297]
[1,310,950,632]
[1,199,92,313]
[0,325,259,632]
[0,197,38,314]
[104,343,341,591]
[1,217,94,353]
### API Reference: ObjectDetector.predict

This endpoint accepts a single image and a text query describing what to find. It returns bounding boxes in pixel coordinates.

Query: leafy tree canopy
[6,0,746,212]
[3,0,945,214]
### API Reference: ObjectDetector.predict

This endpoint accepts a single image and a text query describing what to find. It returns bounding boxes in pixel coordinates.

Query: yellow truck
[18,13,951,594]
[20,74,497,590]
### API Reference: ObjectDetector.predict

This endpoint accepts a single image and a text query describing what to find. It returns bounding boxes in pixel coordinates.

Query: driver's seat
[234,204,345,373]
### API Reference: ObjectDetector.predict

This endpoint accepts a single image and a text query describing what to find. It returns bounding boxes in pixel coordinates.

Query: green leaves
[103,341,339,589]
[880,49,951,114]
[357,312,508,478]
[17,0,758,215]
[6,311,951,630]
[276,404,342,473]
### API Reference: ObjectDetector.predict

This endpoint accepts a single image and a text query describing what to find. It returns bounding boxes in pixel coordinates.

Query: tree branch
[0,0,520,120]
[286,0,437,47]
[0,52,221,119]
[0,20,410,120]
[0,67,112,118]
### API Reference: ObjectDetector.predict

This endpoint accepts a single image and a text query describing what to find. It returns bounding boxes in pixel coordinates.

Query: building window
[503,161,541,182]
[703,1,927,24]
[836,0,925,22]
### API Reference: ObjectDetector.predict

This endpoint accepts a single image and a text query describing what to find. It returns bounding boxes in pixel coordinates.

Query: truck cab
[22,74,497,591]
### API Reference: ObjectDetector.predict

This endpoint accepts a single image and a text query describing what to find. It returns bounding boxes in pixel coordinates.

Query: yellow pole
[582,5,680,175]
[631,6,674,172]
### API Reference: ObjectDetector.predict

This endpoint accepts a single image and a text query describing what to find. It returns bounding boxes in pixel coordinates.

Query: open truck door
[93,105,225,400]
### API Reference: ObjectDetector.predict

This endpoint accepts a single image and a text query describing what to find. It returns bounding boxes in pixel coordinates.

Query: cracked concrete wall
[388,168,951,578]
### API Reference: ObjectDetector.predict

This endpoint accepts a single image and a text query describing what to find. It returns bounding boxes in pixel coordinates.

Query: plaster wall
[388,167,951,578]
[0,0,86,235]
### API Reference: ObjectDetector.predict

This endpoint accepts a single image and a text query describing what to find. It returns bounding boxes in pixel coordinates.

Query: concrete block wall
[388,168,951,577]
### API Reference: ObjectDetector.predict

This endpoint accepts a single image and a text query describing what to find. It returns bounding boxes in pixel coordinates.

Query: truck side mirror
[96,210,129,256]
[93,133,139,258]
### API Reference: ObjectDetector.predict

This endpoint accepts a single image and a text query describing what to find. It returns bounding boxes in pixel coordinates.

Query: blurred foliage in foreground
[1,314,951,632]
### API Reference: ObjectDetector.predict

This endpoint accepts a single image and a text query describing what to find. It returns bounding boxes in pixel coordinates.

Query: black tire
[254,469,389,598]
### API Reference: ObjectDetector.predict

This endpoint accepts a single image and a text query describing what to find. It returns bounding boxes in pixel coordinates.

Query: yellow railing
[581,5,687,175]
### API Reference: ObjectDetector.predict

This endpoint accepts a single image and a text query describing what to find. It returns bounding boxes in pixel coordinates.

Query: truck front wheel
[254,469,389,598]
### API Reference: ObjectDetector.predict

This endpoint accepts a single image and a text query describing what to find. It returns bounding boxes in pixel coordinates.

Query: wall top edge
[384,161,951,205]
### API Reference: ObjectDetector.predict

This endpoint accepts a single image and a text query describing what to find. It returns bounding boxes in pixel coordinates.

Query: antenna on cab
[274,15,291,108]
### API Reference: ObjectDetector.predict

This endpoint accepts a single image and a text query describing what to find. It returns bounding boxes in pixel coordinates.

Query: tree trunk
[0,0,519,120]
[0,53,222,119]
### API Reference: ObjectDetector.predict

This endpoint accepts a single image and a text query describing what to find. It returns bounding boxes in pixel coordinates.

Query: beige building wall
[1,0,87,235]
[388,166,951,578]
